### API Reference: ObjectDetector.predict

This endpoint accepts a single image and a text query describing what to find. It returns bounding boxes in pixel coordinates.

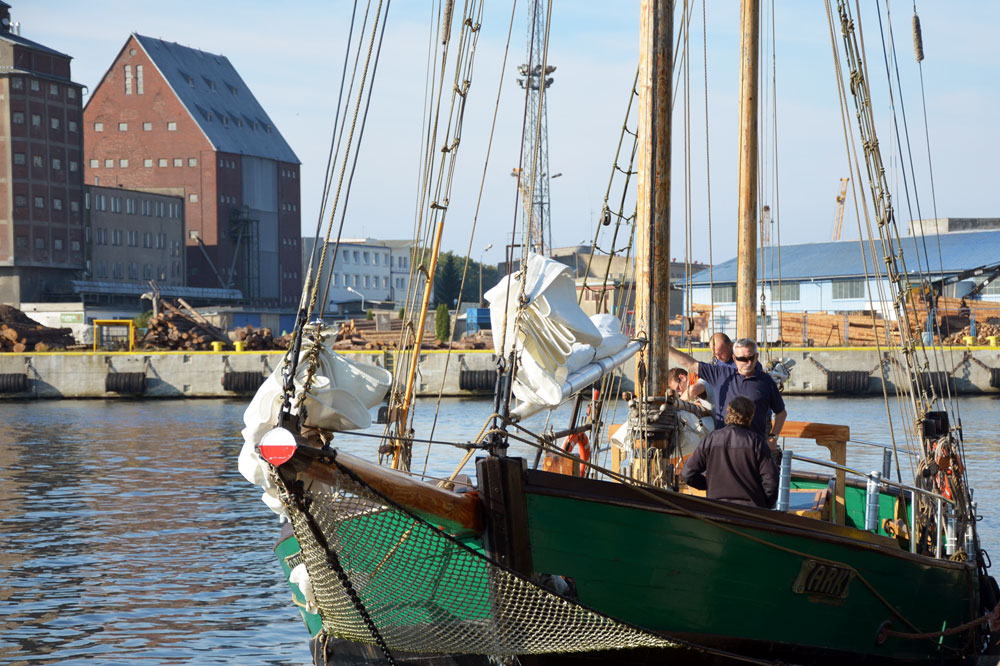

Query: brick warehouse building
[0,2,86,304]
[83,33,301,307]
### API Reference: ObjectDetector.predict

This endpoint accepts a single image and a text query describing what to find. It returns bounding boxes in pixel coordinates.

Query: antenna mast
[517,0,555,256]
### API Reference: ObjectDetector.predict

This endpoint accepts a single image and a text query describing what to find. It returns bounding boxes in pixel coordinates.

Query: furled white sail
[238,337,391,515]
[486,253,635,411]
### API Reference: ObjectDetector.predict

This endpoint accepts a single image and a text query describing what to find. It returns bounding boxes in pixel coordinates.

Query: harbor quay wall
[0,347,998,399]
[0,349,500,399]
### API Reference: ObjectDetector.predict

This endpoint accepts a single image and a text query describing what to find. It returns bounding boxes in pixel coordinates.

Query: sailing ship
[240,1,1000,664]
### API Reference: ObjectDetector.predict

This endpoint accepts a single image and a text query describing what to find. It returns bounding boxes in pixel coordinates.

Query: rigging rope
[420,0,520,476]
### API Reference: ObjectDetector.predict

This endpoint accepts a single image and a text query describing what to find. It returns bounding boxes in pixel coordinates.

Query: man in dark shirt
[681,396,779,508]
[668,338,786,450]
[709,332,735,366]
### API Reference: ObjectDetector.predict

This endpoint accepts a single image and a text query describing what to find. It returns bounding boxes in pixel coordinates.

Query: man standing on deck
[710,332,735,366]
[681,396,779,508]
[668,338,787,452]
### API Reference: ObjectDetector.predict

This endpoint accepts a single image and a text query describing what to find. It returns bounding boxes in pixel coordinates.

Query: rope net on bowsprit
[281,459,676,657]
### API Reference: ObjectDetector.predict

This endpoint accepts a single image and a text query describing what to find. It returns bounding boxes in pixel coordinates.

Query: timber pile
[332,317,408,351]
[231,325,281,350]
[0,304,75,352]
[139,300,229,350]
[775,311,899,347]
[942,323,1000,346]
[327,316,493,350]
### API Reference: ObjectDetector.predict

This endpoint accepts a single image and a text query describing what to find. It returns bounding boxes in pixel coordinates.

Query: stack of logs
[942,323,1000,345]
[229,325,292,350]
[769,296,1000,347]
[139,300,230,351]
[331,317,493,351]
[0,305,75,352]
[332,317,411,351]
[774,311,899,347]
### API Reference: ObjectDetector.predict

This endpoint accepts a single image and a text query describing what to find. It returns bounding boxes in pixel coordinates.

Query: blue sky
[21,1,1000,268]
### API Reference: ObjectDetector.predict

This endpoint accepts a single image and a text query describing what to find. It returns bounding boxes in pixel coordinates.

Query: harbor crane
[831,177,849,240]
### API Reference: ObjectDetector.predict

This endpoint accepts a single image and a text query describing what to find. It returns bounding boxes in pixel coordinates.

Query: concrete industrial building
[0,3,86,305]
[689,229,1000,340]
[83,33,301,307]
[78,185,188,305]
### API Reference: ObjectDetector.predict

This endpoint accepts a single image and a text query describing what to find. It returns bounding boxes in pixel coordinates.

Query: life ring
[563,432,590,463]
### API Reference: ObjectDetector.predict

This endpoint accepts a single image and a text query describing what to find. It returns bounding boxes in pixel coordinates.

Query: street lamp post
[479,243,493,307]
[346,286,365,313]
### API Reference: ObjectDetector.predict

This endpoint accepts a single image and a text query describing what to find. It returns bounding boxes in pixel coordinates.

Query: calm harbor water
[1,395,998,665]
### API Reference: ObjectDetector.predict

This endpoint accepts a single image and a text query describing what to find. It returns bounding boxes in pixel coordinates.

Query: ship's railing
[778,452,961,559]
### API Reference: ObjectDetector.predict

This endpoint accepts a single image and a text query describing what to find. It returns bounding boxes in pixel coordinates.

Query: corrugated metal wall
[241,157,279,299]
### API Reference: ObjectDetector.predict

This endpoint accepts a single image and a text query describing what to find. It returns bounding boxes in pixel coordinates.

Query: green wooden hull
[522,469,979,663]
[280,449,985,665]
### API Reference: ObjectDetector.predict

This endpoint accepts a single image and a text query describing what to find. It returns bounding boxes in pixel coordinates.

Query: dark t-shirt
[681,424,779,508]
[697,361,785,436]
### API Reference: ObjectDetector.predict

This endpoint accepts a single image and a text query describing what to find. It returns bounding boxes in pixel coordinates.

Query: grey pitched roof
[692,229,1000,284]
[134,34,299,164]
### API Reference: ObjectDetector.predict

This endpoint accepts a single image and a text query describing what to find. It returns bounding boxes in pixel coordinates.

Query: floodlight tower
[516,0,555,256]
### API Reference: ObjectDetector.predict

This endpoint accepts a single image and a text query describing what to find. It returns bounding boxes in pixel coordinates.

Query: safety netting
[278,453,678,657]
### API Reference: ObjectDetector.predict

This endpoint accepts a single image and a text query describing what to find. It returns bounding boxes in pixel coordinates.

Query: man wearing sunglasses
[668,338,786,451]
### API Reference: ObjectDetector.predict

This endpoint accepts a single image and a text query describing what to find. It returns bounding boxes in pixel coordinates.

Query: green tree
[133,310,153,330]
[435,302,451,342]
[366,309,374,320]
[434,252,461,307]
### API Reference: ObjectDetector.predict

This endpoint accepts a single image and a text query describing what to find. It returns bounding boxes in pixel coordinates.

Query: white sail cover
[238,336,392,515]
[485,254,628,407]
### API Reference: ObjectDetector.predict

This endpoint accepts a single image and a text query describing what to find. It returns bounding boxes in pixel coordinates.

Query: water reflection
[0,395,996,664]
[0,400,311,665]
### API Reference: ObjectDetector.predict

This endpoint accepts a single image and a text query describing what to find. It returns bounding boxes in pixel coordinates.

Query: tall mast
[635,0,672,398]
[517,0,555,256]
[736,0,759,340]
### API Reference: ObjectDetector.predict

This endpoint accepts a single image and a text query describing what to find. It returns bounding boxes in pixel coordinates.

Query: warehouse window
[832,279,866,300]
[773,282,800,302]
[136,65,144,94]
[976,277,1000,296]
[712,285,737,303]
[124,65,133,95]
[94,122,103,132]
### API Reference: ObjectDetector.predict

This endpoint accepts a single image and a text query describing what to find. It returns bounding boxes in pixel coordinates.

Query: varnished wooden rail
[776,421,850,525]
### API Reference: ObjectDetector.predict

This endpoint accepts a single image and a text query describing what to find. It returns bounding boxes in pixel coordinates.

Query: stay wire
[313,0,375,318]
[421,0,512,476]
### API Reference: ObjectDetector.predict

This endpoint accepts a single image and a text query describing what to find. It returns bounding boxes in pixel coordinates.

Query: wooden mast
[635,0,672,399]
[736,0,759,340]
